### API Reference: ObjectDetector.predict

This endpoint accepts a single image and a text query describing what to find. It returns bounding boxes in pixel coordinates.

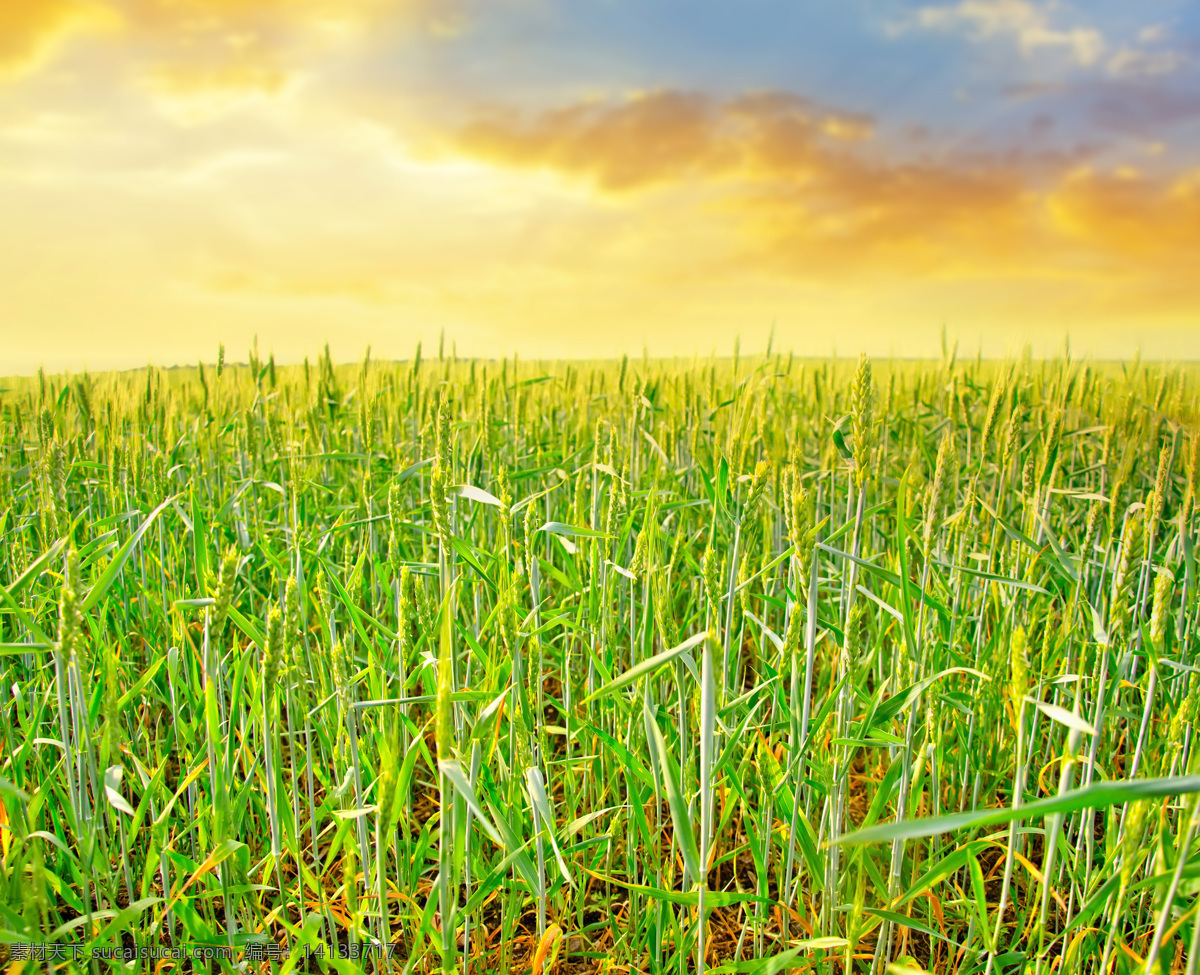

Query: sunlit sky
[2,0,1199,372]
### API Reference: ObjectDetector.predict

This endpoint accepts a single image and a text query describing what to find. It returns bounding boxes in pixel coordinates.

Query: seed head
[264,607,284,689]
[1150,570,1173,649]
[703,547,725,622]
[783,463,815,570]
[1002,409,1023,476]
[591,418,606,470]
[845,601,868,659]
[1145,444,1172,555]
[415,578,434,646]
[630,504,655,578]
[284,575,300,647]
[979,375,1005,461]
[430,394,452,542]
[211,547,238,628]
[398,566,414,661]
[388,481,405,573]
[39,406,54,448]
[1082,500,1104,563]
[1010,626,1029,704]
[361,397,376,456]
[1169,675,1200,751]
[744,460,770,522]
[58,547,83,662]
[244,411,258,461]
[573,468,588,529]
[652,572,679,649]
[330,639,349,716]
[152,453,167,502]
[1121,800,1151,887]
[1107,463,1129,538]
[782,600,803,665]
[1182,436,1200,526]
[1110,510,1144,636]
[923,431,954,554]
[1021,452,1037,500]
[604,473,625,543]
[1154,442,1172,499]
[851,353,875,487]
[46,440,68,537]
[492,467,514,552]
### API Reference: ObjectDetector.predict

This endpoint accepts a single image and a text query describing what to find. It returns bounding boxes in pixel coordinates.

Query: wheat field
[1,345,1198,974]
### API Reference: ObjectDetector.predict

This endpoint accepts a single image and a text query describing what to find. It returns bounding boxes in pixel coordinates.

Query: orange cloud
[455,91,728,191]
[445,88,1200,297]
[454,90,875,192]
[1048,166,1200,262]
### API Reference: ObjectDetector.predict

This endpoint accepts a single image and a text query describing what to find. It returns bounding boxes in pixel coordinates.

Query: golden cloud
[1047,166,1200,261]
[446,88,1200,293]
[0,0,116,75]
[122,0,386,34]
[125,0,458,93]
[454,91,876,192]
[1,0,463,87]
[455,91,728,191]
[145,60,287,98]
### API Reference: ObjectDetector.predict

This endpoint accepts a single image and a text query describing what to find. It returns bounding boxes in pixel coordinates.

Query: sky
[2,0,1199,373]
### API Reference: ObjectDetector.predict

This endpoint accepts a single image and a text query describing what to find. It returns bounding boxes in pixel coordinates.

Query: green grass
[0,344,1198,974]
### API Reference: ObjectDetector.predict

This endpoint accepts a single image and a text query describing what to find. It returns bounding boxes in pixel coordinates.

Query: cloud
[440,87,1200,288]
[1137,24,1169,44]
[453,91,727,191]
[0,0,466,88]
[452,90,875,192]
[1001,68,1200,138]
[899,0,1106,66]
[901,2,1186,82]
[145,60,288,98]
[1107,47,1185,79]
[121,0,464,41]
[1089,85,1200,137]
[1047,165,1200,256]
[121,0,456,33]
[0,0,116,75]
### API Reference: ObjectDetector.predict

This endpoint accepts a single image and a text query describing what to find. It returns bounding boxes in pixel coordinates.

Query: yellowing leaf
[531,922,563,975]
